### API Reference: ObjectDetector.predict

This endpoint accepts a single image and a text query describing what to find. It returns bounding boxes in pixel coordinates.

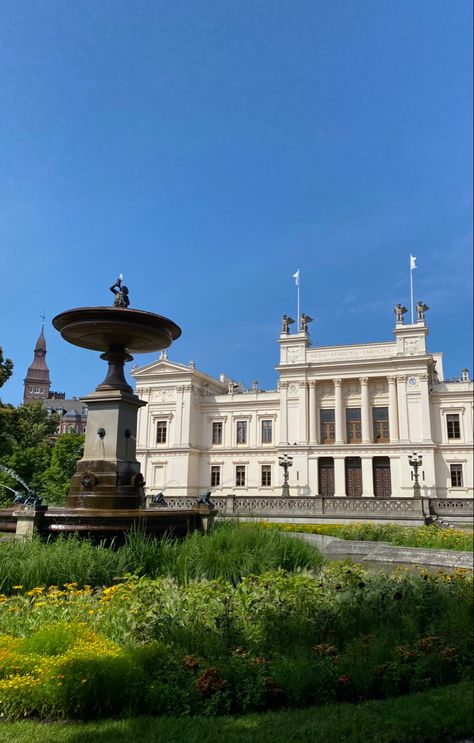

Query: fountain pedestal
[67,389,146,510]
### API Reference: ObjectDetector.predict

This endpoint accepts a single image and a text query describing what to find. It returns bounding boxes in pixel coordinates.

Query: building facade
[132,312,473,501]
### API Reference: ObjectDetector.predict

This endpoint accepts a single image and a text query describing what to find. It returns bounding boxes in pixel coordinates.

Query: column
[279,382,288,444]
[360,377,371,444]
[387,376,399,442]
[334,378,344,444]
[361,457,374,496]
[299,382,308,444]
[308,457,318,496]
[397,376,409,442]
[419,374,433,443]
[334,456,345,497]
[309,381,318,443]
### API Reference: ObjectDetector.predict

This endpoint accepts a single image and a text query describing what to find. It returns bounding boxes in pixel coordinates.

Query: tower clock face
[408,377,417,386]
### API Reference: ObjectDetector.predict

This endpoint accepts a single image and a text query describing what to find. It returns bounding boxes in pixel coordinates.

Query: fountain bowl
[52,307,181,355]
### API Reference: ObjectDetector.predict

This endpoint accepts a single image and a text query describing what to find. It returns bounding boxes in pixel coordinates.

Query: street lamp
[408,451,423,498]
[278,454,293,498]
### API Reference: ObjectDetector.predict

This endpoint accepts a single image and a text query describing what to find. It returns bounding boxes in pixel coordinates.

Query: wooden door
[345,458,363,497]
[373,458,392,498]
[318,458,335,497]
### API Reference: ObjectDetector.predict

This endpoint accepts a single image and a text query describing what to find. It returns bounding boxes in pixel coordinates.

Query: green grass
[1,681,471,743]
[260,521,474,551]
[0,522,323,594]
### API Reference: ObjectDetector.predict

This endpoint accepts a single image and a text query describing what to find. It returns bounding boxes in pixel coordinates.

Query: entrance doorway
[318,458,335,497]
[345,457,362,497]
[373,457,392,498]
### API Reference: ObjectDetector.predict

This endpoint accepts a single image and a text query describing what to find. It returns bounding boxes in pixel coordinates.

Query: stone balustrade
[149,495,473,524]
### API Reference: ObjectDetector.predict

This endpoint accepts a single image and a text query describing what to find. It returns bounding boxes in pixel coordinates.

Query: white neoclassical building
[132,310,473,502]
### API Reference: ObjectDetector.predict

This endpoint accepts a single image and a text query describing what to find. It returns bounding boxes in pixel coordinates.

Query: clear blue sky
[1,1,472,405]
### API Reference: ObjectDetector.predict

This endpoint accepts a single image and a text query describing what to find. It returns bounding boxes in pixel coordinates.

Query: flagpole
[410,260,414,324]
[297,273,300,325]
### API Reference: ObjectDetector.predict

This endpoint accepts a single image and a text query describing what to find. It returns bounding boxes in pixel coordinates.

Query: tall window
[156,420,167,444]
[320,409,335,444]
[447,414,461,439]
[235,465,246,486]
[261,465,272,486]
[212,421,223,445]
[346,408,362,444]
[373,407,390,442]
[236,420,247,444]
[450,464,463,487]
[210,465,221,487]
[261,419,273,444]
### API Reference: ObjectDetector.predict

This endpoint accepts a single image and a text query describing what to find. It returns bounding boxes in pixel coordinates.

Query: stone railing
[148,495,465,522]
[429,499,474,517]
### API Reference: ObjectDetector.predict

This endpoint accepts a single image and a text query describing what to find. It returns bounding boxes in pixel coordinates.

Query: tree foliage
[0,347,13,388]
[40,432,84,505]
[0,402,67,506]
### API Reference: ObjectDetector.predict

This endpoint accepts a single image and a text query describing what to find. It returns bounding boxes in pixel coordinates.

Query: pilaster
[361,457,374,497]
[334,456,346,497]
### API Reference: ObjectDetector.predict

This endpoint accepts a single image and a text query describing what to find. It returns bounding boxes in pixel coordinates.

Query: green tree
[0,347,13,388]
[0,402,59,506]
[40,432,84,505]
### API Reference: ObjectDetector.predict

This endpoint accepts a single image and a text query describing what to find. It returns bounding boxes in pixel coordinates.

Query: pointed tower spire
[23,324,52,403]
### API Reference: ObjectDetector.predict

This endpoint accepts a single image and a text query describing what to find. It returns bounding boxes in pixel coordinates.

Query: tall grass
[0,522,323,594]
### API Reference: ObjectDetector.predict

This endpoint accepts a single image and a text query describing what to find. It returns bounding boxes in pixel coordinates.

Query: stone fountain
[0,279,213,541]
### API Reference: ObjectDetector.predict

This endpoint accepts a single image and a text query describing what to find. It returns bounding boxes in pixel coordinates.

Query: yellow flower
[12,585,23,590]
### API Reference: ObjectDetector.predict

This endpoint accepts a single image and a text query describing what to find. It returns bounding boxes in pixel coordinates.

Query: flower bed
[0,564,472,720]
[260,522,473,551]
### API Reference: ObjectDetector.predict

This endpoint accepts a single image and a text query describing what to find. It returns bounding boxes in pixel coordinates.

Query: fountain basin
[52,307,181,354]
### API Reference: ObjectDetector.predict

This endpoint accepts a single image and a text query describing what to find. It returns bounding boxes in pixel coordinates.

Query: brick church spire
[23,325,51,403]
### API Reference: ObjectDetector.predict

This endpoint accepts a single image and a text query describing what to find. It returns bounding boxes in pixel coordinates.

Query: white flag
[292,269,300,286]
[410,255,417,271]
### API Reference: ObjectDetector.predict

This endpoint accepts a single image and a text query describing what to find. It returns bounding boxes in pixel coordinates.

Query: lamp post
[279,454,293,498]
[408,451,423,498]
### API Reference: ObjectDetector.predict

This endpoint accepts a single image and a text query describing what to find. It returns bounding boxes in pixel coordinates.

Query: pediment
[132,359,191,378]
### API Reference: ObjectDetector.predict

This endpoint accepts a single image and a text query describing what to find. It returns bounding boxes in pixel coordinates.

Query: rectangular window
[236,420,247,444]
[261,419,273,444]
[212,421,223,445]
[450,464,463,487]
[346,408,362,444]
[447,414,461,439]
[156,420,167,444]
[373,407,390,443]
[320,409,335,444]
[210,465,221,487]
[235,465,246,487]
[261,465,272,487]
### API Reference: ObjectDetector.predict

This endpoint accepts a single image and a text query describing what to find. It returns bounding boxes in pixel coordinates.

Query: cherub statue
[394,304,408,323]
[281,315,295,334]
[416,301,429,321]
[300,313,313,333]
[110,276,130,308]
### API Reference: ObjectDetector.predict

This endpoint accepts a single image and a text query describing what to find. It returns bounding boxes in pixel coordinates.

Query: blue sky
[0,1,472,405]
